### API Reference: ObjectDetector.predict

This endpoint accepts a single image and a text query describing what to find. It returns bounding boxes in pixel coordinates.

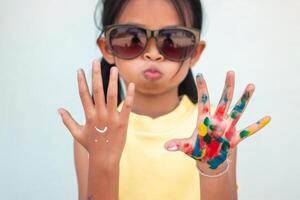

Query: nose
[143,37,164,61]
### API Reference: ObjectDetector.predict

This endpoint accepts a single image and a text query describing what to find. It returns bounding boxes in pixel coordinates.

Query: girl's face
[98,0,205,96]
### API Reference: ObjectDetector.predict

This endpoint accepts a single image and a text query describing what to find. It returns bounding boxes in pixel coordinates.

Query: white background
[0,0,299,199]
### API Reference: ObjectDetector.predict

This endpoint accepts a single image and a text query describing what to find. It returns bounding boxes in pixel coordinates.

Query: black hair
[93,0,204,106]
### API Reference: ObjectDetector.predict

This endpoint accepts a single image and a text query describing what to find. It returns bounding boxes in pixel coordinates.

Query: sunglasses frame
[99,23,201,62]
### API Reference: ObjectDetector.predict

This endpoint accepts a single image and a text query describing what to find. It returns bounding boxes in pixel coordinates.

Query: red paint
[225,127,235,140]
[210,130,218,138]
[184,143,190,148]
[183,143,193,155]
[231,115,241,128]
[215,104,226,121]
[203,106,209,113]
[205,139,220,160]
[200,136,205,149]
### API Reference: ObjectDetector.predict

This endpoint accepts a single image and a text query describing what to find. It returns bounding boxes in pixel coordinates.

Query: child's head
[94,0,206,105]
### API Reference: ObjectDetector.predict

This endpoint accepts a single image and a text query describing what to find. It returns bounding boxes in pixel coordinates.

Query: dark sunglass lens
[109,26,146,59]
[158,29,196,61]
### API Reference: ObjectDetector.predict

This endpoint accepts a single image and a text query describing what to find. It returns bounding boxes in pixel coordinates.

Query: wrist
[196,159,230,177]
[89,154,120,171]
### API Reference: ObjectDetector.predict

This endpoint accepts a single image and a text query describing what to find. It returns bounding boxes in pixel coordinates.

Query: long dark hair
[93,0,204,106]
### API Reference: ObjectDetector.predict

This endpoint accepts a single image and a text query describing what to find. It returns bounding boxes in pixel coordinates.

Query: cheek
[173,62,192,82]
[114,59,139,82]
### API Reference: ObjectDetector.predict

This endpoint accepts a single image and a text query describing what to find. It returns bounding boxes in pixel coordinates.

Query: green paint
[209,124,215,131]
[231,111,238,119]
[240,130,250,138]
[204,117,210,126]
[241,92,250,102]
[221,140,230,151]
[204,134,211,144]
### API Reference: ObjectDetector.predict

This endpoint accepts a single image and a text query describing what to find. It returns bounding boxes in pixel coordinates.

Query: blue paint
[201,94,208,104]
[207,151,227,169]
[233,102,245,113]
[192,135,202,158]
[223,96,228,103]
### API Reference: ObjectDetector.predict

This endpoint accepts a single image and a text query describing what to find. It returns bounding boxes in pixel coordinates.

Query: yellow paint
[194,148,206,159]
[198,123,207,136]
[247,127,256,135]
[201,148,206,158]
[247,117,271,135]
[258,117,271,129]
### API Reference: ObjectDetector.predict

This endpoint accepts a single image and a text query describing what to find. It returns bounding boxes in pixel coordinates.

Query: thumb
[164,138,190,153]
[57,108,82,142]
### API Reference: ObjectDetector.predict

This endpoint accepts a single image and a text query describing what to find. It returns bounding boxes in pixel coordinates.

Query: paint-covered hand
[164,71,271,169]
[57,60,135,161]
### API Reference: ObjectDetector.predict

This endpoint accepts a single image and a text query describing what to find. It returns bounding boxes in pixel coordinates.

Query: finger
[77,68,95,121]
[165,136,206,159]
[232,116,271,146]
[196,73,210,116]
[214,71,235,121]
[58,108,82,142]
[92,60,106,115]
[228,83,255,128]
[164,138,187,152]
[106,67,118,115]
[120,82,135,125]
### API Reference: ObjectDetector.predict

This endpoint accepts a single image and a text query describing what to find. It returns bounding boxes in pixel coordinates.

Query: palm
[165,71,271,169]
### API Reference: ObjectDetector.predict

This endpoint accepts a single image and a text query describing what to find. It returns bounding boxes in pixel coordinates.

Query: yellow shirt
[117,95,201,200]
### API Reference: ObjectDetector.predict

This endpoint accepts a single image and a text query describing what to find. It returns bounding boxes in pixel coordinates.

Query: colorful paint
[188,114,271,169]
[196,73,210,114]
[182,73,271,169]
[214,84,230,121]
[238,117,271,140]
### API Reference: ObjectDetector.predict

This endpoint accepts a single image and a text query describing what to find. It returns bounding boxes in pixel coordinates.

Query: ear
[189,41,206,68]
[96,37,115,65]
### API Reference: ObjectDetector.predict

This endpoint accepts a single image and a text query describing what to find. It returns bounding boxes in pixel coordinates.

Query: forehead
[115,0,185,29]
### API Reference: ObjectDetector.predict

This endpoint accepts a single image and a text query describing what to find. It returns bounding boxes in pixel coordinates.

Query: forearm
[198,149,238,200]
[87,156,120,200]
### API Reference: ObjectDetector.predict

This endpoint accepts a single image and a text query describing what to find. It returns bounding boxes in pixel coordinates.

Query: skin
[59,63,135,200]
[164,72,271,169]
[58,0,271,199]
[97,0,205,119]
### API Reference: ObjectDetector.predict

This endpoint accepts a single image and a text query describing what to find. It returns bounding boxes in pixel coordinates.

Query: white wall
[0,0,299,199]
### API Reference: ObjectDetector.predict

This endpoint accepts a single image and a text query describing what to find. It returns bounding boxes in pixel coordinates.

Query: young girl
[57,0,271,199]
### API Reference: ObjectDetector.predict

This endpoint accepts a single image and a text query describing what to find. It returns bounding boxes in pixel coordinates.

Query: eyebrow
[117,21,184,29]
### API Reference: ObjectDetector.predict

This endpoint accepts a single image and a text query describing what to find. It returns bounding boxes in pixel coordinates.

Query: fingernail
[77,68,82,74]
[129,82,135,90]
[167,145,178,151]
[93,59,98,64]
[57,108,62,116]
[196,73,204,82]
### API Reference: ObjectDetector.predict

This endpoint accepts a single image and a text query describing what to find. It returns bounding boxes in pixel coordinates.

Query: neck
[131,88,182,119]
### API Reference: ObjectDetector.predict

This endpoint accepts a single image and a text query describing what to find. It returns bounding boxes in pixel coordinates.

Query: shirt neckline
[117,94,196,133]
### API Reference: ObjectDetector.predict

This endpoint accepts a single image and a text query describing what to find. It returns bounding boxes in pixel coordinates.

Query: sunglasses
[100,23,201,62]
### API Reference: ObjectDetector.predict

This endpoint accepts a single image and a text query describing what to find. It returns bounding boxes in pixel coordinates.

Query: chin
[138,84,175,97]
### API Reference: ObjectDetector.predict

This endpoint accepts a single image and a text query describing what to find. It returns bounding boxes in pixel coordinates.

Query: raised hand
[165,71,271,169]
[57,60,135,162]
